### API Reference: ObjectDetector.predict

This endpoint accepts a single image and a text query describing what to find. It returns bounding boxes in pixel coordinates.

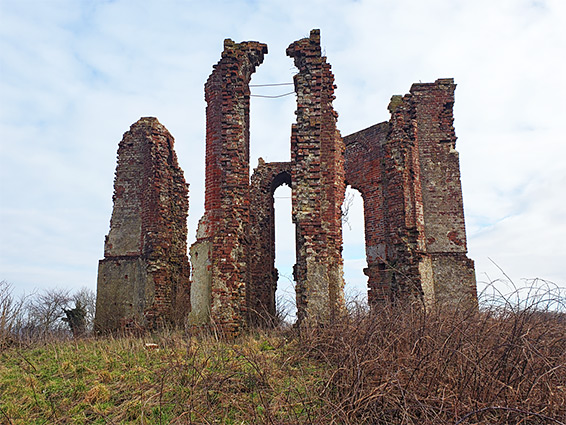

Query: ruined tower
[287,30,346,324]
[95,30,477,334]
[95,117,190,332]
[189,39,267,336]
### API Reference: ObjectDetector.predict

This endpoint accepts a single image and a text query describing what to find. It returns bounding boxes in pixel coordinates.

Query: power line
[251,91,295,99]
[249,82,294,87]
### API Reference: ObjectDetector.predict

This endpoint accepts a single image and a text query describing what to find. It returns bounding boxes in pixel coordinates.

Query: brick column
[190,39,267,336]
[287,29,346,325]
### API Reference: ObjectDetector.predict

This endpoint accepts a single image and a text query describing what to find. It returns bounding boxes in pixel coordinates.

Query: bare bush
[1,280,565,423]
[296,285,566,424]
[21,287,72,340]
[0,280,27,347]
[1,284,98,343]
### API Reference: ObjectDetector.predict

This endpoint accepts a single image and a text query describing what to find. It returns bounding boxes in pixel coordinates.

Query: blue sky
[1,0,565,307]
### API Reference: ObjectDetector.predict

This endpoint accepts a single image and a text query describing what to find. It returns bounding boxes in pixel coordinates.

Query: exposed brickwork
[190,39,267,336]
[287,30,346,325]
[343,122,396,304]
[95,117,190,332]
[410,80,477,305]
[96,31,477,334]
[248,159,292,326]
[344,79,476,307]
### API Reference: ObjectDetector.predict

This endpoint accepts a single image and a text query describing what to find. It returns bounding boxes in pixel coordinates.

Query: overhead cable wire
[249,82,294,87]
[251,91,295,98]
[249,82,295,98]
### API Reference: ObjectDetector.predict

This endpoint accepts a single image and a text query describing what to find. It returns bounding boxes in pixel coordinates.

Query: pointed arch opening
[248,164,294,327]
[342,185,369,310]
[273,183,297,323]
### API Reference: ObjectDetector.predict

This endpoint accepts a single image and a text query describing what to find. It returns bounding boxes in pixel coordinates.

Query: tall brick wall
[248,159,292,326]
[410,79,477,305]
[190,39,267,336]
[344,79,476,308]
[95,117,190,332]
[344,122,394,304]
[287,30,346,325]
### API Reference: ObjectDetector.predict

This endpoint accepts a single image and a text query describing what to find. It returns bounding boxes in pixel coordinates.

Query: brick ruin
[344,80,476,306]
[95,118,190,332]
[95,30,476,334]
[189,39,268,336]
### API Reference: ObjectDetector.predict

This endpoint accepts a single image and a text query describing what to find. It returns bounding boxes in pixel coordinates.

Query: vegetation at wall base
[1,294,565,424]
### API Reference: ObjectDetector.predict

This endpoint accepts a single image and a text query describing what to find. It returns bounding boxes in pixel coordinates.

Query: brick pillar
[190,39,267,336]
[95,117,190,332]
[287,29,346,325]
[410,79,477,307]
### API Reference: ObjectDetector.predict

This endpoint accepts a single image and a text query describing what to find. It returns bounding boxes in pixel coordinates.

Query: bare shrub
[1,285,98,343]
[296,284,566,424]
[2,281,564,424]
[0,280,27,347]
[20,287,72,341]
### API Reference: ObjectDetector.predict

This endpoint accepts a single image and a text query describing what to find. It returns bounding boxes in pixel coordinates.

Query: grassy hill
[1,304,565,424]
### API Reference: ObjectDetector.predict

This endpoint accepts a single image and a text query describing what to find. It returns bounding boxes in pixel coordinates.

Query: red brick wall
[287,30,346,324]
[344,122,391,303]
[95,117,190,331]
[193,39,267,336]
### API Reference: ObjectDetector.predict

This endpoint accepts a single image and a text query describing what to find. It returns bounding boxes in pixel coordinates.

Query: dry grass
[298,301,566,424]
[1,285,565,424]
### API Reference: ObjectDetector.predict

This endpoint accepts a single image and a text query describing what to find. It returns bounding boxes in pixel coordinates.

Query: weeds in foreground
[1,285,565,424]
[298,302,565,424]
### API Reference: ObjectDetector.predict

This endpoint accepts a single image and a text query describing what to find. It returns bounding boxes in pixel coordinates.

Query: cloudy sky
[1,0,564,307]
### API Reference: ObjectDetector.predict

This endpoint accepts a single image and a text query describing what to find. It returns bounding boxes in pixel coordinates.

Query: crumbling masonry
[343,81,476,306]
[95,118,190,332]
[95,30,476,334]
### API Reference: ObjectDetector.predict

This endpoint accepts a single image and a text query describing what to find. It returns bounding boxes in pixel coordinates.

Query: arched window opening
[273,184,297,323]
[342,185,369,309]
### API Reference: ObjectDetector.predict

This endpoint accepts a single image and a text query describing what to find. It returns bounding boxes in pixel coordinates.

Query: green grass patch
[2,306,565,424]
